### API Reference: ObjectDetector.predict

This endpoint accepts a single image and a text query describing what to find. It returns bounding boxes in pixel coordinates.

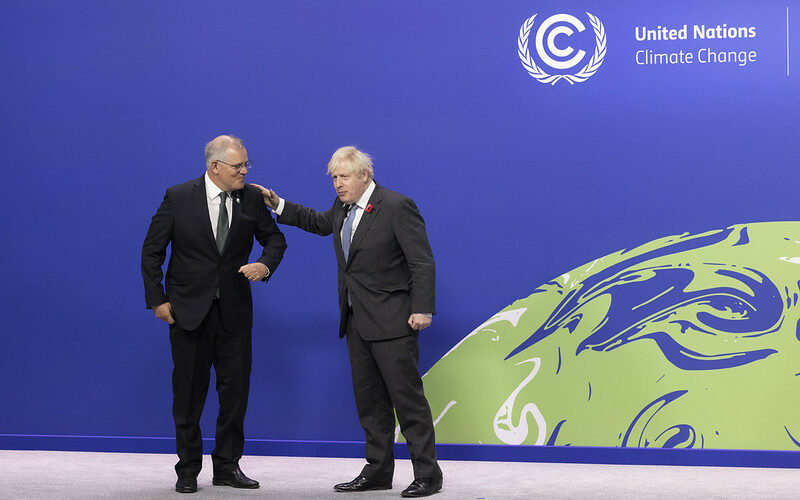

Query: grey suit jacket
[279,183,435,340]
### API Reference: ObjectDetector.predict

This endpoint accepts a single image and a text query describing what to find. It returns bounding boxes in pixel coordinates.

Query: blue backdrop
[2,0,799,464]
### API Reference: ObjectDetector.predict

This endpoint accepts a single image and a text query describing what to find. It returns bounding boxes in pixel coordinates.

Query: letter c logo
[535,14,587,70]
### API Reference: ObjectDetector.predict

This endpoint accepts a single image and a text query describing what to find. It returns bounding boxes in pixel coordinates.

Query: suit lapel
[346,185,382,266]
[192,176,220,256]
[334,201,347,269]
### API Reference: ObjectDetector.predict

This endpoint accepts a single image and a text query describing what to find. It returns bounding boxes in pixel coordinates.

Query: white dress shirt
[340,180,376,243]
[204,172,232,239]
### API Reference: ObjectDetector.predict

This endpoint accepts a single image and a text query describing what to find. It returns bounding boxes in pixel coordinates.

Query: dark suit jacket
[141,175,287,333]
[279,183,434,340]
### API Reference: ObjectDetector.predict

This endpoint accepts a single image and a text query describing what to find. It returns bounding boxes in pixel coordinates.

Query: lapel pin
[365,204,373,213]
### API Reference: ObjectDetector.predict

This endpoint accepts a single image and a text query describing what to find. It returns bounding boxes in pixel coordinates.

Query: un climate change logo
[518,12,607,85]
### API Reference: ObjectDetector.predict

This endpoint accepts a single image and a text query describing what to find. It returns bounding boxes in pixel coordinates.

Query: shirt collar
[204,172,225,200]
[351,180,376,210]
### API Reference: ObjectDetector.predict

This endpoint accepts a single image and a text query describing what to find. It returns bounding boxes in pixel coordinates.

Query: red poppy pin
[365,204,374,213]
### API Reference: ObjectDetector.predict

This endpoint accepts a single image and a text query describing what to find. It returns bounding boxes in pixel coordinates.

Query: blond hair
[326,146,374,179]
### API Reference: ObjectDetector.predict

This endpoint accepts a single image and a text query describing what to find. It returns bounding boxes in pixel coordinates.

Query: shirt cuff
[274,198,285,215]
[415,313,433,317]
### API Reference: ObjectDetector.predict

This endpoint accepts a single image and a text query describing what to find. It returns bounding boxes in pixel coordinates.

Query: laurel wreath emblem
[517,13,607,85]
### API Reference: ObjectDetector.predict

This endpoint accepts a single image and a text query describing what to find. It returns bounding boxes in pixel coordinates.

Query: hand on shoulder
[250,183,280,210]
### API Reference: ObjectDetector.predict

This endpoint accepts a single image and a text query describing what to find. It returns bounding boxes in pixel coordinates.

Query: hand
[153,302,175,324]
[408,313,432,331]
[239,262,270,282]
[250,183,280,210]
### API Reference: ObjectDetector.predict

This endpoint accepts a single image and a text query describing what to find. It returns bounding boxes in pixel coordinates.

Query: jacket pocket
[376,280,411,293]
[167,272,192,286]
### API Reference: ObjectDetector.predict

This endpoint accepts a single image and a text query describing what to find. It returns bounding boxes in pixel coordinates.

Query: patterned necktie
[216,192,229,252]
[341,204,358,262]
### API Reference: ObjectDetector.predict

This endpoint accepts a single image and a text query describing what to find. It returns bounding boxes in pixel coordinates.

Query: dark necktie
[341,204,358,262]
[216,192,229,252]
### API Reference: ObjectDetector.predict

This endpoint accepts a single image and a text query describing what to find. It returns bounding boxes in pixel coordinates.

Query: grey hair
[326,146,374,179]
[205,135,245,168]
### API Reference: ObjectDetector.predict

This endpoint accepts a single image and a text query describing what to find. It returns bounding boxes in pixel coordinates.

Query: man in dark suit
[253,146,442,497]
[141,135,286,494]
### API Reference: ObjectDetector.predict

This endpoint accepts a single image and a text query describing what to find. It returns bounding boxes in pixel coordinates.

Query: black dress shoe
[175,476,197,493]
[333,475,392,492]
[401,476,443,497]
[212,467,260,489]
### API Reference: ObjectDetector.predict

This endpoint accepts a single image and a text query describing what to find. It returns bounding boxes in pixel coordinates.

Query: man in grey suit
[253,146,442,497]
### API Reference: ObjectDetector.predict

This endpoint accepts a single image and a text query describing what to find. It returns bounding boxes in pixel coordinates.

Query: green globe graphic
[410,223,800,450]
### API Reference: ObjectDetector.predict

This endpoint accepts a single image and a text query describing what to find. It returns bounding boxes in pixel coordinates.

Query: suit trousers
[169,299,252,478]
[345,309,441,481]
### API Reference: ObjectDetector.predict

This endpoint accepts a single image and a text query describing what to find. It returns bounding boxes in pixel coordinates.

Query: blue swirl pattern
[506,228,783,371]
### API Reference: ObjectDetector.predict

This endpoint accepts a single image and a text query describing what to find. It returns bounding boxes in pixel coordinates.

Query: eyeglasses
[216,159,254,171]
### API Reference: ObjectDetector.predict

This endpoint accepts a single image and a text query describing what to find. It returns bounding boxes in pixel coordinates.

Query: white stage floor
[0,450,798,499]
